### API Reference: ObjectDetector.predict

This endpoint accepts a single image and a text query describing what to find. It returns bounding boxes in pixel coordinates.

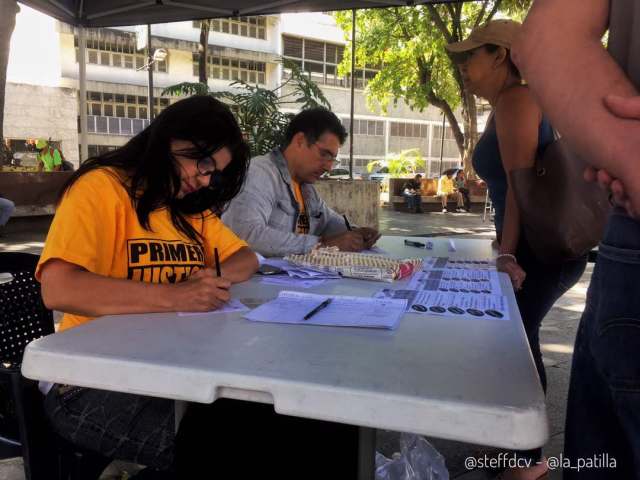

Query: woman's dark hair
[59,95,249,242]
[284,107,348,146]
[484,44,521,78]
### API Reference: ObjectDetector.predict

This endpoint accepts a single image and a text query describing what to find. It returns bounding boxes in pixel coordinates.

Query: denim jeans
[516,236,588,393]
[403,193,421,210]
[503,234,587,464]
[564,209,640,479]
[0,197,15,226]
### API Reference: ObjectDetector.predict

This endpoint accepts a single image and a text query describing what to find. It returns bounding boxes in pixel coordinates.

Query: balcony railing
[83,115,151,136]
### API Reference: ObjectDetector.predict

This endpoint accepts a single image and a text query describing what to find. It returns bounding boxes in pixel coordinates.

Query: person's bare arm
[513,0,640,198]
[219,246,259,283]
[494,87,543,289]
[40,259,235,316]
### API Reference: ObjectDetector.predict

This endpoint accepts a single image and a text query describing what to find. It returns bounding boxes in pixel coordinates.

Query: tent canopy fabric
[19,0,470,27]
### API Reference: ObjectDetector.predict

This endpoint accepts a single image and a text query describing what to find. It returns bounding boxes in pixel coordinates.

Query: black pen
[303,298,333,321]
[214,247,221,277]
[343,214,352,231]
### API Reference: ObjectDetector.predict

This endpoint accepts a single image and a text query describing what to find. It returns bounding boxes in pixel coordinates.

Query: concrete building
[4,6,463,176]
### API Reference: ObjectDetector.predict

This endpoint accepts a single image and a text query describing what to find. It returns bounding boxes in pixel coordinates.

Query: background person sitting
[35,138,63,172]
[402,173,423,213]
[437,171,465,213]
[0,194,15,237]
[455,170,471,212]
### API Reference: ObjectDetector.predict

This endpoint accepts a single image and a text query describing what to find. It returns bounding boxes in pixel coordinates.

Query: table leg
[175,400,187,434]
[358,426,376,480]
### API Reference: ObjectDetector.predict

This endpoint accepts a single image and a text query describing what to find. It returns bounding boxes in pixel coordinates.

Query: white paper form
[374,289,510,321]
[244,290,407,329]
[421,257,496,271]
[261,259,341,280]
[178,299,250,316]
[407,269,502,294]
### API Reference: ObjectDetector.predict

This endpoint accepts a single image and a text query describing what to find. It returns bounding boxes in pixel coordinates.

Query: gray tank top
[609,0,640,88]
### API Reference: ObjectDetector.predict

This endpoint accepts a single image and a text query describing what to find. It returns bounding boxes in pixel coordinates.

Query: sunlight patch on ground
[541,343,574,354]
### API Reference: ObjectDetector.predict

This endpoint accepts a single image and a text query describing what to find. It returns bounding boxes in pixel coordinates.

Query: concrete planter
[0,172,73,216]
[314,179,380,229]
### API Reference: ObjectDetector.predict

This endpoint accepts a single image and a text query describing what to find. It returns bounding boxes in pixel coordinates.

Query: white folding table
[22,236,548,478]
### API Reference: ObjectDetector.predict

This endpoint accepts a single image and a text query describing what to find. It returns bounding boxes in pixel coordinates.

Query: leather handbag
[509,137,611,264]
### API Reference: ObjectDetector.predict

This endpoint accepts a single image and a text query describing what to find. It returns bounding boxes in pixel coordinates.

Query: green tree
[163,61,330,156]
[335,1,530,170]
[367,148,426,176]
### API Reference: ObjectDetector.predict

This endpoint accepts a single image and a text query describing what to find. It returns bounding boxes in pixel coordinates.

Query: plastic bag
[375,433,449,480]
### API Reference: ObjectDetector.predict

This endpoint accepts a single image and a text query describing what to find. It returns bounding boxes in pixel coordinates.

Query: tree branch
[485,0,503,23]
[473,0,490,29]
[425,4,453,43]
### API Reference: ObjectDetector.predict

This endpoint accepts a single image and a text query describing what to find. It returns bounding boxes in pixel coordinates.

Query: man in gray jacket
[223,108,379,257]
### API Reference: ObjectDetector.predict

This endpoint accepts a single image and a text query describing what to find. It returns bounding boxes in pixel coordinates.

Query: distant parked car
[321,168,362,180]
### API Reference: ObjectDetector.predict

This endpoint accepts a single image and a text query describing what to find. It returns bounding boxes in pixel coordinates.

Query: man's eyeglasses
[310,143,338,164]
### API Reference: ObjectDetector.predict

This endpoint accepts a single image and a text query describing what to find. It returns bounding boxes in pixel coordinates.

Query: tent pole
[147,24,154,121]
[348,8,356,180]
[78,26,88,163]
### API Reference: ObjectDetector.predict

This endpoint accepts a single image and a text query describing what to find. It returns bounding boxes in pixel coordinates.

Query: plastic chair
[0,252,110,480]
[482,190,495,222]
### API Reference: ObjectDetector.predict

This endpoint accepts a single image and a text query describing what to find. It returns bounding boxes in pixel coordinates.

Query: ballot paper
[407,269,502,294]
[178,299,250,316]
[244,290,407,329]
[421,257,496,271]
[374,288,510,321]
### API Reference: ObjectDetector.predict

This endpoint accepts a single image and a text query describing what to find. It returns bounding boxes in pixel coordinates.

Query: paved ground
[0,208,585,479]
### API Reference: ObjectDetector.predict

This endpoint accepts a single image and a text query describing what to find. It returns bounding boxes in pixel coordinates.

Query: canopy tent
[18,0,471,27]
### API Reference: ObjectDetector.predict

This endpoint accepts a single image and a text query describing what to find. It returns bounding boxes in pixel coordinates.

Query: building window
[74,28,168,73]
[192,53,266,84]
[83,91,170,121]
[87,144,119,158]
[390,122,430,138]
[341,118,384,136]
[283,35,378,89]
[193,16,267,40]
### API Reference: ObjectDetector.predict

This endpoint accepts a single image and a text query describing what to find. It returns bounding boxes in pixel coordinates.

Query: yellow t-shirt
[36,168,247,331]
[291,180,309,234]
[437,176,456,195]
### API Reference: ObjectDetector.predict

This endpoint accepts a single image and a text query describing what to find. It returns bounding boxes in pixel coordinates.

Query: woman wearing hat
[447,20,587,480]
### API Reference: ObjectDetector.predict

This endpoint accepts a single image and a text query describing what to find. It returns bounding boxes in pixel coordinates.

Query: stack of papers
[244,290,407,329]
[262,259,341,280]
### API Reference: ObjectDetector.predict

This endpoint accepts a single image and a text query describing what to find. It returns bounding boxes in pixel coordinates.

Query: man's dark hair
[284,108,348,146]
[415,174,423,179]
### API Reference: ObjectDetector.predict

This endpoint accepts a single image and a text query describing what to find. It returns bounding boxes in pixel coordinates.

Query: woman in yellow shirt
[37,96,260,477]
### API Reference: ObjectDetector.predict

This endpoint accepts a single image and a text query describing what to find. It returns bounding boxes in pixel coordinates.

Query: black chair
[0,252,111,480]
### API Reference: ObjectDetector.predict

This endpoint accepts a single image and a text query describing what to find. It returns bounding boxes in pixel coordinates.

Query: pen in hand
[214,247,221,277]
[303,298,333,321]
[343,214,352,231]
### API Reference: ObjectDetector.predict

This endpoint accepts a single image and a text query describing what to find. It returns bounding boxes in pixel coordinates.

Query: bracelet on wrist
[496,253,517,264]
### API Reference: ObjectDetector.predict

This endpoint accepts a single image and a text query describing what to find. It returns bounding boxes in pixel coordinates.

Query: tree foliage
[367,148,426,176]
[334,1,531,170]
[163,60,330,157]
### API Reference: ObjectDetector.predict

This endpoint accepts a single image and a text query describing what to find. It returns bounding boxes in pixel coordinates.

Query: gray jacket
[222,149,348,257]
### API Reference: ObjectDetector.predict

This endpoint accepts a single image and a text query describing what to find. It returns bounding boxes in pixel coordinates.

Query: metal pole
[78,27,88,163]
[147,24,154,121]
[438,113,446,175]
[348,9,356,180]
